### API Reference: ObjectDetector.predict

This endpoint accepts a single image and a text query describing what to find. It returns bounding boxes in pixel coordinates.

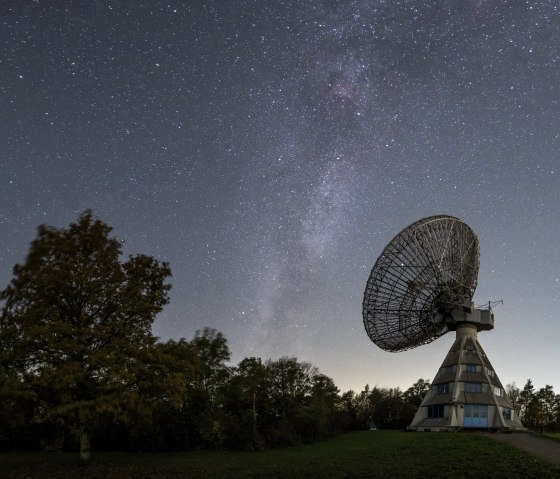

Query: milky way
[2,1,560,392]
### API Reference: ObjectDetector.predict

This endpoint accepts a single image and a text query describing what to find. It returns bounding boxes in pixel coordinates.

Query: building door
[463,404,488,427]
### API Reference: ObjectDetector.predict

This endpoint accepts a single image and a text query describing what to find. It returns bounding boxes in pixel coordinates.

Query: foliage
[0,212,172,457]
[222,356,268,449]
[4,213,560,458]
[404,378,431,407]
[513,379,560,432]
[347,379,430,431]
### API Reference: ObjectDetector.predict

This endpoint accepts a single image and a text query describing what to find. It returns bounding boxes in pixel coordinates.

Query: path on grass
[483,433,560,465]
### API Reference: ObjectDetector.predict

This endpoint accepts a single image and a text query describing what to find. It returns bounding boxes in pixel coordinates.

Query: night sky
[2,1,560,394]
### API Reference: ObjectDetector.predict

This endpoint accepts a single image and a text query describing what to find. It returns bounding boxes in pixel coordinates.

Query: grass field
[543,432,560,442]
[2,431,560,479]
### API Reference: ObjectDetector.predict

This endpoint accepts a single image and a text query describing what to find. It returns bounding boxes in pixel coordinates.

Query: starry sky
[2,1,560,394]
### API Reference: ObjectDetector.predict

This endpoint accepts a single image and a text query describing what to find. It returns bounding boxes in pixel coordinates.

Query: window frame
[436,383,450,394]
[427,405,445,418]
[464,382,482,393]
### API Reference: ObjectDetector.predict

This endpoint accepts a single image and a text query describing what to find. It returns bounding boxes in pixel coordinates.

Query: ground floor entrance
[463,404,488,427]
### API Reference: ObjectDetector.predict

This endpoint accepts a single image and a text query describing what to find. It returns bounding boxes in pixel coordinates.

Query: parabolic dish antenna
[361,214,524,431]
[362,215,479,352]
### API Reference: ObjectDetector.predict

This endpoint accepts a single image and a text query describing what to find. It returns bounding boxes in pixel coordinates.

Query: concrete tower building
[363,216,525,432]
[408,304,524,431]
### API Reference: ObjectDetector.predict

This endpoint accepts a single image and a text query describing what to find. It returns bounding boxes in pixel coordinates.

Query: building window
[464,382,482,393]
[444,365,453,373]
[484,367,494,377]
[437,383,450,394]
[503,408,512,419]
[466,364,477,373]
[494,387,502,397]
[427,405,444,418]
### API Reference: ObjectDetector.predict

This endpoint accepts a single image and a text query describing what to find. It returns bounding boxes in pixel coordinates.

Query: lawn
[2,431,560,479]
[543,432,560,442]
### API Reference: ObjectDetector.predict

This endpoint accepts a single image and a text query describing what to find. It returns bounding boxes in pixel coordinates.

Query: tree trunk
[252,392,257,438]
[80,431,91,462]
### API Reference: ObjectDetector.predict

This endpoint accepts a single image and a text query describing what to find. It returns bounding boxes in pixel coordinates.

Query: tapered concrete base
[409,322,524,432]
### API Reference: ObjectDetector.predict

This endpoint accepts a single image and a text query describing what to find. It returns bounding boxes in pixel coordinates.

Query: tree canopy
[0,211,171,459]
[2,212,559,458]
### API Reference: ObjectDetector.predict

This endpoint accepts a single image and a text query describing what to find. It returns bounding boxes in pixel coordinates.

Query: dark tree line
[0,323,431,454]
[0,212,432,457]
[0,212,554,459]
[506,381,560,432]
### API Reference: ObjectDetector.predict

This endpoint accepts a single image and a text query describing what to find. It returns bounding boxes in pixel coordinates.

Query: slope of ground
[2,430,560,478]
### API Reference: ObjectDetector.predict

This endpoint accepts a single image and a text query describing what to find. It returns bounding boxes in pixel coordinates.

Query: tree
[519,379,537,428]
[119,338,197,451]
[505,382,521,417]
[184,328,232,449]
[0,211,171,460]
[536,385,557,432]
[191,328,231,392]
[0,360,35,450]
[335,390,358,431]
[305,374,340,441]
[265,357,317,445]
[222,357,268,449]
[404,378,431,408]
[374,387,407,429]
[267,357,316,418]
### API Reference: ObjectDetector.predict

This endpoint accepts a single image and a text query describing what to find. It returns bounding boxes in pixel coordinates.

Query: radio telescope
[363,215,523,431]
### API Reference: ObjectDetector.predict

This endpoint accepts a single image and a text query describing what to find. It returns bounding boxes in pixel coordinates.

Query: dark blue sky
[2,1,560,392]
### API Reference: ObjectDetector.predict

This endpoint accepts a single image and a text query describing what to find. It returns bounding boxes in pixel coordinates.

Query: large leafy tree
[305,374,339,441]
[536,385,558,432]
[265,356,317,445]
[223,357,268,449]
[184,328,231,448]
[0,211,171,460]
[123,338,198,451]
